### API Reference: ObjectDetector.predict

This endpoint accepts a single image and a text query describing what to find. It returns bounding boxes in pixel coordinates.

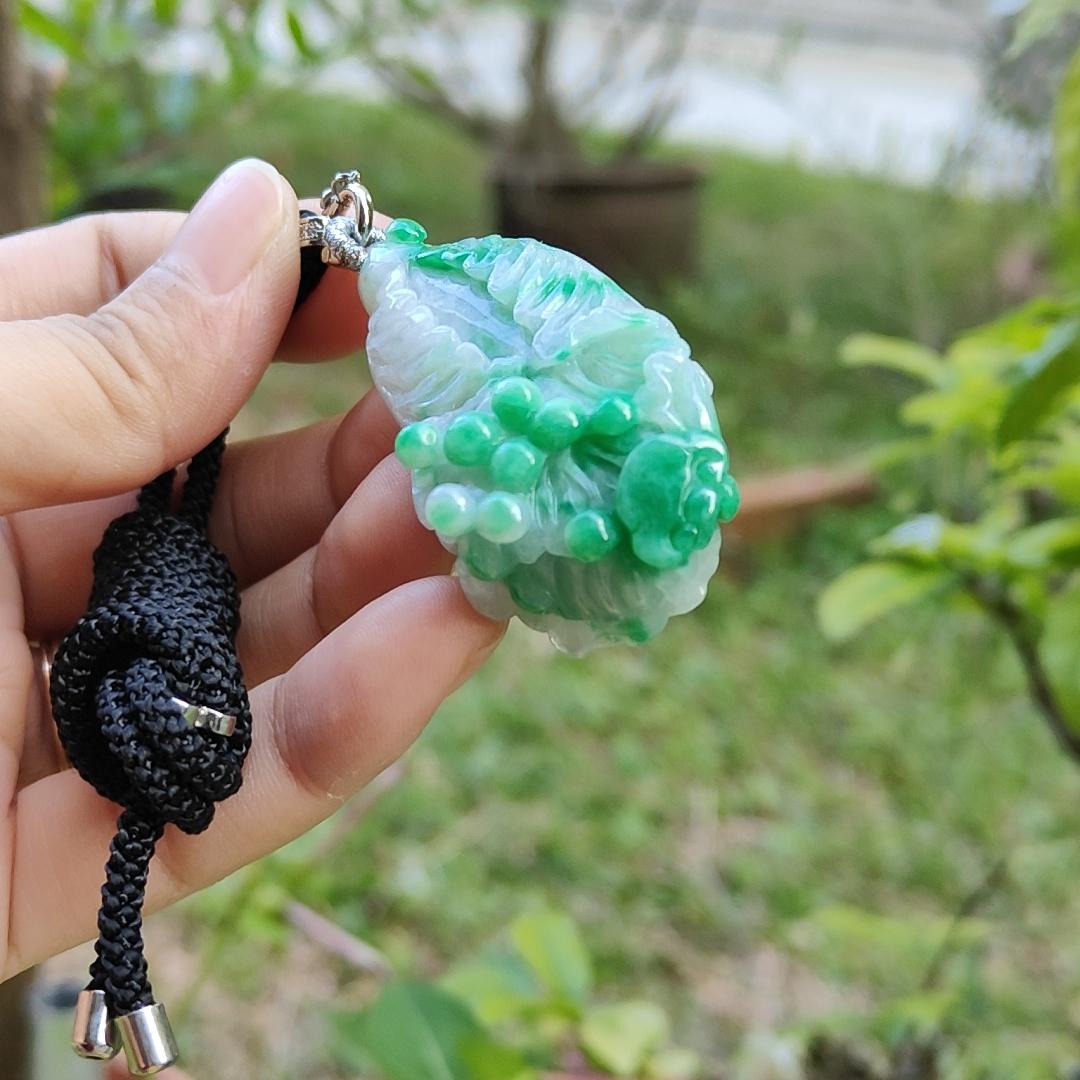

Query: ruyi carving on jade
[361,218,739,653]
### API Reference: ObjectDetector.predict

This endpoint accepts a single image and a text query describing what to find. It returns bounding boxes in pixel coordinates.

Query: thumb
[0,158,299,515]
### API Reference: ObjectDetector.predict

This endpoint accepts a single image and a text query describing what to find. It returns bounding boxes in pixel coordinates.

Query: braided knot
[49,437,252,1017]
[52,484,251,833]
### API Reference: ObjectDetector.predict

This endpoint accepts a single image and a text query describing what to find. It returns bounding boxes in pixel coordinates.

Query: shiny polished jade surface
[360,218,738,653]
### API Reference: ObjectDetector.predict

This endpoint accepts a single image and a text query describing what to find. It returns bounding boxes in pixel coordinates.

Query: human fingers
[0,158,297,514]
[0,198,375,361]
[237,454,450,685]
[13,389,399,639]
[6,577,502,976]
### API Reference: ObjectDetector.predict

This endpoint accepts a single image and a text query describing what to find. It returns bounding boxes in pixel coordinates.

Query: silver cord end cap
[116,1002,180,1076]
[71,988,120,1060]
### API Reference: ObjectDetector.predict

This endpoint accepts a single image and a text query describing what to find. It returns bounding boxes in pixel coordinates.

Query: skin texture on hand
[0,159,503,981]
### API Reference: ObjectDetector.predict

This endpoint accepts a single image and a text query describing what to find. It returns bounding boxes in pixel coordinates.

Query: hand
[0,159,503,980]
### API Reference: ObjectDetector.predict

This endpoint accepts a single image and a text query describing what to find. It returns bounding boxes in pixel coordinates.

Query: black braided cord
[48,219,328,1020]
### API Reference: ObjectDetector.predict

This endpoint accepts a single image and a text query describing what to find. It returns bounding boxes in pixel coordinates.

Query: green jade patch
[361,218,738,653]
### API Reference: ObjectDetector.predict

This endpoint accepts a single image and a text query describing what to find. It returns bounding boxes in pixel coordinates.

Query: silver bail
[115,1002,180,1076]
[71,988,119,1059]
[298,169,384,271]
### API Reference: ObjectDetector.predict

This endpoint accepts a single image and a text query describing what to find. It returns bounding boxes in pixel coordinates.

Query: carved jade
[360,218,738,653]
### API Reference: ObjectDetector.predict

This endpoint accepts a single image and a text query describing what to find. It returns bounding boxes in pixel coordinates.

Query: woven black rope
[48,219,328,1020]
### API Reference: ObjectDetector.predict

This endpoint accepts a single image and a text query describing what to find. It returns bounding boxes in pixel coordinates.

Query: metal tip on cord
[71,989,119,1060]
[73,991,181,1075]
[115,1003,180,1076]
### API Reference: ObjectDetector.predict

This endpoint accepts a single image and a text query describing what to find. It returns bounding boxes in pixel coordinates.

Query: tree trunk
[0,6,48,1073]
[0,0,49,234]
[511,11,580,172]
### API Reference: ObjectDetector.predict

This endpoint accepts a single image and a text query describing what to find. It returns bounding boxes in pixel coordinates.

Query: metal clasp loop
[299,170,384,271]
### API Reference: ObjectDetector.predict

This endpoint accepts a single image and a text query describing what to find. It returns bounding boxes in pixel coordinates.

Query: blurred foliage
[327,909,699,1079]
[813,29,1080,1076]
[19,0,696,213]
[1010,0,1080,56]
[279,0,696,167]
[822,22,1080,723]
[820,286,1080,742]
[1058,45,1080,207]
[153,75,1062,1080]
[19,1,1080,1077]
[18,0,319,211]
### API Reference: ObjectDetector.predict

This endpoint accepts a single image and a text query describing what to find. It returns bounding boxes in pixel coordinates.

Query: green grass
[100,91,1077,1077]
[174,513,1080,1077]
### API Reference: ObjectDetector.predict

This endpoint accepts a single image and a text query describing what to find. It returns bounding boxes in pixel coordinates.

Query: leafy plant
[17,0,313,210]
[982,0,1080,136]
[820,297,1080,761]
[764,882,1080,1080]
[807,37,1080,1072]
[330,908,701,1079]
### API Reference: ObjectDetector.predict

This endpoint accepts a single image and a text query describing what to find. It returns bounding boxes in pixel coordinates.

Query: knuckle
[269,668,345,801]
[90,214,126,303]
[69,307,166,445]
[77,267,210,442]
[42,314,144,431]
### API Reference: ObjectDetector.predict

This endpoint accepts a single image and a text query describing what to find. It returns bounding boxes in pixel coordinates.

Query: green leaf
[900,376,1008,438]
[1056,35,1080,206]
[818,561,952,641]
[338,981,485,1080]
[1042,578,1080,729]
[868,514,948,562]
[441,949,542,1025]
[646,1046,701,1079]
[459,1036,535,1080]
[1007,519,1080,569]
[1010,0,1080,55]
[840,333,943,386]
[509,908,592,1009]
[18,2,83,56]
[153,0,180,25]
[965,297,1080,353]
[1011,460,1080,502]
[286,8,318,61]
[997,318,1080,447]
[581,1001,670,1077]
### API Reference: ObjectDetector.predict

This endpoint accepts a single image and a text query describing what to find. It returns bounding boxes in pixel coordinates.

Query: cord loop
[50,435,251,1017]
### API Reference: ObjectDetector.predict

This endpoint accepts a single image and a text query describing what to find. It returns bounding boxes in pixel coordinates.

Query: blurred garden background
[6,0,1080,1077]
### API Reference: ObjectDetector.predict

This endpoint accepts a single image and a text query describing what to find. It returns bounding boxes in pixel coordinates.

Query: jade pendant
[358,217,738,654]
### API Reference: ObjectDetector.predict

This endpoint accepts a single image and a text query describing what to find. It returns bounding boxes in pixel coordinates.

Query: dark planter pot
[492,161,704,283]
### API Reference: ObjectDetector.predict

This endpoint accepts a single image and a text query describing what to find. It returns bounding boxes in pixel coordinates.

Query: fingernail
[167,158,286,295]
